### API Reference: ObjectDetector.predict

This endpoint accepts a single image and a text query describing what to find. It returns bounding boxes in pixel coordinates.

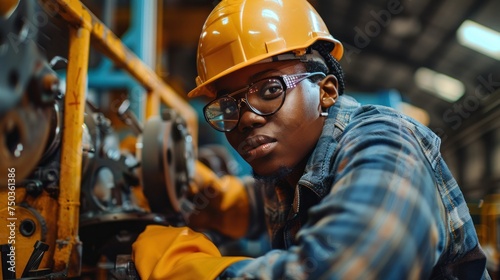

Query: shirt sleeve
[219,107,445,279]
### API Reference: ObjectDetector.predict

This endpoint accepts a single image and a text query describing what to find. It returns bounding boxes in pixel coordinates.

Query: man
[132,0,490,279]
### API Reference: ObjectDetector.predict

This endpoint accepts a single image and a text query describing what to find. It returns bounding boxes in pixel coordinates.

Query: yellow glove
[132,225,249,280]
[186,160,250,238]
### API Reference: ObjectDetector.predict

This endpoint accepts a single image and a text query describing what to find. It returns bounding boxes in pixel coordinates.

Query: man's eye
[259,80,283,100]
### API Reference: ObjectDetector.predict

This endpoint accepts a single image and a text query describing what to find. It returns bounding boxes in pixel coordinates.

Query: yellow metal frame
[37,0,198,276]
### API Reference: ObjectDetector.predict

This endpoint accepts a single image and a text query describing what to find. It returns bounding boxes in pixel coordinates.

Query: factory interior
[0,0,499,279]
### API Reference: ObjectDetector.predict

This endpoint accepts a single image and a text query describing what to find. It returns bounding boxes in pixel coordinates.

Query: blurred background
[0,0,499,278]
[36,0,500,198]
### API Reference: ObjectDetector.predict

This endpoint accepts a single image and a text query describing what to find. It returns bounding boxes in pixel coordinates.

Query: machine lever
[21,240,50,278]
[118,99,143,135]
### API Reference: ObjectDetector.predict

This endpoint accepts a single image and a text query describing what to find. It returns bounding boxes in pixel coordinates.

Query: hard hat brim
[188,38,343,99]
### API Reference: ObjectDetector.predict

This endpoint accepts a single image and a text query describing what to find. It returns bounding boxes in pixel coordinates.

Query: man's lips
[240,135,277,159]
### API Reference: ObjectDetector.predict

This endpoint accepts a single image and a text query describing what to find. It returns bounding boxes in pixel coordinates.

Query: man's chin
[253,166,293,185]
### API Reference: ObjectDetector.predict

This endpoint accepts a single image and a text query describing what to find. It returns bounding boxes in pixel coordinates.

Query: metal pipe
[145,0,163,119]
[53,25,90,275]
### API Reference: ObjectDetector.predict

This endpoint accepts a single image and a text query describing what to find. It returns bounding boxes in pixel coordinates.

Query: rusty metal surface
[51,24,90,276]
[0,203,47,277]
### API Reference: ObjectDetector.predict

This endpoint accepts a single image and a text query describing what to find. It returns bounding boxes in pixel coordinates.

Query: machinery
[0,0,198,278]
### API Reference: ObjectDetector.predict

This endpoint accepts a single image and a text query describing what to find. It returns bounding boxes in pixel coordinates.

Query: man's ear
[319,74,339,108]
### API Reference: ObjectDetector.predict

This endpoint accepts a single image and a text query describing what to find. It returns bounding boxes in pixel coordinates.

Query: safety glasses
[203,72,325,132]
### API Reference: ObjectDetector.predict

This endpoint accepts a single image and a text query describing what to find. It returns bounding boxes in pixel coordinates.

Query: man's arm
[220,108,444,279]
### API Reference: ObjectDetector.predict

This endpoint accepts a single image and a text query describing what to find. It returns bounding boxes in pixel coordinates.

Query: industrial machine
[0,0,198,278]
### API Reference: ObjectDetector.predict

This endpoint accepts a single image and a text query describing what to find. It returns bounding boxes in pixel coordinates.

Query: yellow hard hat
[187,0,344,98]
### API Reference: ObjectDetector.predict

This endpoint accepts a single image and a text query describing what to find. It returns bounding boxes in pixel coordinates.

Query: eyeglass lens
[205,77,286,131]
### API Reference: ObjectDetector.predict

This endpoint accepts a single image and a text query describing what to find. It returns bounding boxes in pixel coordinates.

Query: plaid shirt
[220,95,489,279]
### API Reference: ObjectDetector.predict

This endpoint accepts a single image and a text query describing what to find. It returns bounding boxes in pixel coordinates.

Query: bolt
[45,170,58,182]
[25,181,42,196]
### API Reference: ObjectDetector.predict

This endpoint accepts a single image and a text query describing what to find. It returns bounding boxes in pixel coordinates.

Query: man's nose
[237,100,266,132]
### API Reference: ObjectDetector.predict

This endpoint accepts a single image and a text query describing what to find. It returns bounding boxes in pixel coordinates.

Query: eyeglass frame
[203,72,326,132]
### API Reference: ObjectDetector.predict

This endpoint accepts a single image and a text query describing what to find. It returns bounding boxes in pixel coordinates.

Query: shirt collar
[298,95,361,197]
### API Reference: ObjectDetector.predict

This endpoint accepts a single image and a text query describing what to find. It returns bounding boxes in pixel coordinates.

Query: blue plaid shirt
[220,95,489,279]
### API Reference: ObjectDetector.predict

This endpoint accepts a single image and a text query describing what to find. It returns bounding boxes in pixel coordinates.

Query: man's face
[213,61,327,177]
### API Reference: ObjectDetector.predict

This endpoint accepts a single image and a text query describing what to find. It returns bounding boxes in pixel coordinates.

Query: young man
[132,0,490,279]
